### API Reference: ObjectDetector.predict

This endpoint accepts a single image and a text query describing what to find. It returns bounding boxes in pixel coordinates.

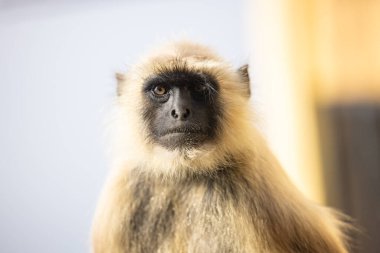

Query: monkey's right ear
[116,72,126,96]
[237,64,250,98]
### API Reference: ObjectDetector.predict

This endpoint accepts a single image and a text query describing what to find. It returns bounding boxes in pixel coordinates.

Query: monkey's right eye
[152,85,168,96]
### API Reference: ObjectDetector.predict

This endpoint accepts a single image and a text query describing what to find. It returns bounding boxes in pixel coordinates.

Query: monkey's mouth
[157,126,208,149]
[161,126,205,136]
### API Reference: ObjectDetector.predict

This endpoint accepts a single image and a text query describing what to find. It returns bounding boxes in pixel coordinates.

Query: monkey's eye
[153,85,168,96]
[194,84,207,93]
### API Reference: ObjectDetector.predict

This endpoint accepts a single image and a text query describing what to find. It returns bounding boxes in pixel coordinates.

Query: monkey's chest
[125,171,253,253]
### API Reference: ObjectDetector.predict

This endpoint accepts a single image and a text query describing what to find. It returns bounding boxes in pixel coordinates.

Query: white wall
[0,1,247,252]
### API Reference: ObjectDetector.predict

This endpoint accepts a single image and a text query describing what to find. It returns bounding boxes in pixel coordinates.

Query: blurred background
[0,0,379,252]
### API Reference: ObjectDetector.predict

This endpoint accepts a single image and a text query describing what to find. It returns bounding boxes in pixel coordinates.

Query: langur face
[141,68,221,150]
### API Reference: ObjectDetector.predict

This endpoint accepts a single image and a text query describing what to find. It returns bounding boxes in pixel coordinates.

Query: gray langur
[92,41,350,253]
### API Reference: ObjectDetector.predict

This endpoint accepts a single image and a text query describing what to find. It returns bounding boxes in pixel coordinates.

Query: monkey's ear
[116,72,126,96]
[237,64,250,98]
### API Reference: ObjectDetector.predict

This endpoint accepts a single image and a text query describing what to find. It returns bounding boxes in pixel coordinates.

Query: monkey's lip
[163,132,207,139]
[160,126,205,136]
[156,125,209,149]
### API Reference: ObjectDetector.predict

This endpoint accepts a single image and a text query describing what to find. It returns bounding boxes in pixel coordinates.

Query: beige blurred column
[314,0,380,104]
[247,0,380,203]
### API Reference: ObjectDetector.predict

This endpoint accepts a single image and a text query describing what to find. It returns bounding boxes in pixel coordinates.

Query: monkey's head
[114,41,253,176]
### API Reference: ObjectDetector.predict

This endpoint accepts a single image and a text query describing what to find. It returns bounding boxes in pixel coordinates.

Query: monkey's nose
[171,108,191,120]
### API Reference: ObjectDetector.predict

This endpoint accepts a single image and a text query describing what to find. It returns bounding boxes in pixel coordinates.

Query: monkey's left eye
[194,84,207,92]
[153,85,168,96]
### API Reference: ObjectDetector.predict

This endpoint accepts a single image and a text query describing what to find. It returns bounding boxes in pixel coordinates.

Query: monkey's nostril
[183,108,191,119]
[171,109,178,119]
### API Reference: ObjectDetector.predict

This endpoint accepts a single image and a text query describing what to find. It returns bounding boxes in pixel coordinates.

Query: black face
[142,69,221,150]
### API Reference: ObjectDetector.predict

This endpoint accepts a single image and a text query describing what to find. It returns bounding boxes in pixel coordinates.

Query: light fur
[92,41,351,253]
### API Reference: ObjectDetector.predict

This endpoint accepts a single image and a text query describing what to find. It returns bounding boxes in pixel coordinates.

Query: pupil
[155,86,165,94]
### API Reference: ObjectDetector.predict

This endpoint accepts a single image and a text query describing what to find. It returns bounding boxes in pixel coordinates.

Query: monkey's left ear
[116,72,126,96]
[237,64,250,98]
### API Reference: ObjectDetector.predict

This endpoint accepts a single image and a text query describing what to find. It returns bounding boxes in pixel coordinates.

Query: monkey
[91,41,351,253]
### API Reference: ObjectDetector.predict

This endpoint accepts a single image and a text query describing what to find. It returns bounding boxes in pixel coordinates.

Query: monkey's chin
[157,132,208,150]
